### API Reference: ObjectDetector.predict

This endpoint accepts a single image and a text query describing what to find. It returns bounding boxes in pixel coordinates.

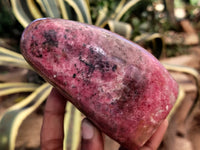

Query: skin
[41,88,169,150]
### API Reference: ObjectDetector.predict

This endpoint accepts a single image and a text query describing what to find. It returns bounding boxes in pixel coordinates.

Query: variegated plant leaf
[27,0,43,19]
[95,0,139,30]
[64,102,82,150]
[106,20,133,39]
[0,82,39,96]
[0,47,25,61]
[10,0,34,27]
[0,56,31,70]
[95,0,126,27]
[167,85,185,120]
[134,33,164,59]
[65,0,92,24]
[163,63,200,120]
[95,4,109,27]
[57,0,72,19]
[114,0,127,15]
[85,0,89,7]
[0,83,52,150]
[37,0,61,18]
[114,0,141,21]
[0,47,32,70]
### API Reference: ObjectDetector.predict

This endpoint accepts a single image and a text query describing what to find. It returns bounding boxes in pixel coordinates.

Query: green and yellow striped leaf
[27,0,43,19]
[0,47,32,70]
[10,0,34,28]
[0,83,52,150]
[95,4,109,27]
[95,0,127,27]
[0,56,32,70]
[95,0,139,30]
[0,47,24,61]
[65,0,92,24]
[106,20,133,39]
[134,33,164,59]
[167,85,185,120]
[57,0,71,19]
[64,102,82,150]
[114,0,127,16]
[114,0,141,21]
[37,0,61,18]
[0,82,39,96]
[163,64,200,120]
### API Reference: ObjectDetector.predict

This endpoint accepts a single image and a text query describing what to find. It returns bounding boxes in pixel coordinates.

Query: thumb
[81,118,104,150]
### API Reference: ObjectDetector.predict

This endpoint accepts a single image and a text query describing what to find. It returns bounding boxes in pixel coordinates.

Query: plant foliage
[0,1,199,150]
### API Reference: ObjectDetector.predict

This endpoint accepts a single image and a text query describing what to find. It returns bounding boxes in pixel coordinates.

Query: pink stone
[20,18,178,149]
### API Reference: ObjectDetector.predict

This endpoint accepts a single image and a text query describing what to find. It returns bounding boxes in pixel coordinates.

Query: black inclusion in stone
[112,64,117,72]
[43,29,58,47]
[73,74,76,78]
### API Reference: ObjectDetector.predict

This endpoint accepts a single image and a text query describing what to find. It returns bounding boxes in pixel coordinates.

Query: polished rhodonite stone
[20,18,178,149]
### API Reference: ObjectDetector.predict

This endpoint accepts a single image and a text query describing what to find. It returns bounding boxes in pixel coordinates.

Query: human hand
[41,89,168,150]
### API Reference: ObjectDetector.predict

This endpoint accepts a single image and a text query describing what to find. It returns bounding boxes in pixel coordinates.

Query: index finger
[40,88,67,150]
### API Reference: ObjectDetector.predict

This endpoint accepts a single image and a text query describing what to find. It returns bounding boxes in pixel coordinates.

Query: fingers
[80,119,168,150]
[40,88,67,150]
[141,119,169,150]
[40,88,168,150]
[81,118,104,150]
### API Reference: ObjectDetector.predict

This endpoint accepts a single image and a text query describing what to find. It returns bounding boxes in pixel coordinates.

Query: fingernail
[81,119,94,140]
